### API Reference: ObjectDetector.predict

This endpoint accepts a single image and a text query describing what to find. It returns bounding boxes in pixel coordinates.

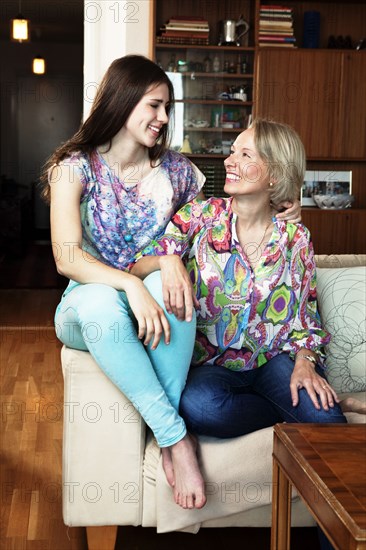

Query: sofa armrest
[61,346,145,527]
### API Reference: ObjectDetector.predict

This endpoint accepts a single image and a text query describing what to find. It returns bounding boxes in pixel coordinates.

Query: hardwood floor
[0,289,321,549]
[1,323,86,549]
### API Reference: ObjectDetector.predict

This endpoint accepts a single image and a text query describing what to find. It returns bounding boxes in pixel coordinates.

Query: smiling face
[223,128,270,198]
[124,82,170,148]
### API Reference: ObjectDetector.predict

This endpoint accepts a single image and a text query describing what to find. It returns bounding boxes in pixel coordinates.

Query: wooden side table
[271,424,366,550]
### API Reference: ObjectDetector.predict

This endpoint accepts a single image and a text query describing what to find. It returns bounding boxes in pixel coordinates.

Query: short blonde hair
[250,118,306,206]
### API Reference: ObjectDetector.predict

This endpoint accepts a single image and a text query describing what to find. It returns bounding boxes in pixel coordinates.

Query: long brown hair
[41,55,175,202]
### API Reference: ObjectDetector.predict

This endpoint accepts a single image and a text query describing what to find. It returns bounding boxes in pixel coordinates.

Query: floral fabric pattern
[60,149,204,272]
[140,197,330,371]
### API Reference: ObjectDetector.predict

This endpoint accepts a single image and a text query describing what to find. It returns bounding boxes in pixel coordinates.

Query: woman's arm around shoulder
[274,198,301,223]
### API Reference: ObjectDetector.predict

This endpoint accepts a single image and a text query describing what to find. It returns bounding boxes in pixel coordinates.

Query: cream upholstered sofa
[61,254,366,550]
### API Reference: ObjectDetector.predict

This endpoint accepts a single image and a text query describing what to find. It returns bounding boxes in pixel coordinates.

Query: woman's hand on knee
[159,255,199,322]
[290,360,339,411]
[124,277,170,349]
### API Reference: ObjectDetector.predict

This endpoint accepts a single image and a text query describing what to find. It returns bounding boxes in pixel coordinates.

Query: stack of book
[259,4,296,47]
[157,16,209,45]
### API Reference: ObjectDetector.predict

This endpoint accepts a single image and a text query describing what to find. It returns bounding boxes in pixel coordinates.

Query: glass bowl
[312,194,355,209]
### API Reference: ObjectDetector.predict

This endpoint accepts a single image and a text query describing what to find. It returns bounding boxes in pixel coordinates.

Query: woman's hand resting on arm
[123,277,171,350]
[290,351,340,411]
[158,255,199,322]
[131,255,199,323]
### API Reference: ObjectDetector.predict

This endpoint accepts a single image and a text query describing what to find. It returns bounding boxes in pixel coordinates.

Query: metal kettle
[218,16,250,46]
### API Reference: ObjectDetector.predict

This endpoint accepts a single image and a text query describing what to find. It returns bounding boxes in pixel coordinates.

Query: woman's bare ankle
[161,447,175,487]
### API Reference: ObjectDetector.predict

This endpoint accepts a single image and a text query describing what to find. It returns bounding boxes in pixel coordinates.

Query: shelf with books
[154,0,256,47]
[157,15,210,46]
[156,45,255,52]
[256,0,366,50]
[258,4,296,48]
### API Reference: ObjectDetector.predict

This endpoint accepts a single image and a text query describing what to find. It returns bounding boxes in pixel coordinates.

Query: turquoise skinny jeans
[55,271,196,447]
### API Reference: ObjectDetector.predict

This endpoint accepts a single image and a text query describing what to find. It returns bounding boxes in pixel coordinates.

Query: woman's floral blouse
[140,196,330,371]
[58,149,204,296]
[60,149,204,271]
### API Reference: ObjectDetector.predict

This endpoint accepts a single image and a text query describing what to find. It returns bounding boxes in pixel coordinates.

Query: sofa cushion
[316,266,366,394]
[151,426,314,533]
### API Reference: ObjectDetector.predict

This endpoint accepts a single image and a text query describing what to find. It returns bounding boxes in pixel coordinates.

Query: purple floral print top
[140,197,330,371]
[60,149,204,285]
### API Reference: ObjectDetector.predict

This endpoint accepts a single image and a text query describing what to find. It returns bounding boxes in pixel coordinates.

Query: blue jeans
[55,271,196,447]
[179,354,347,438]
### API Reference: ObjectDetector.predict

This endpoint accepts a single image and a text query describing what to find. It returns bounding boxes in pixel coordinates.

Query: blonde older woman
[132,119,346,440]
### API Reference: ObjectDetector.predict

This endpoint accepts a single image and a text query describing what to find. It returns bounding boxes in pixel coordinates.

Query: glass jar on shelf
[167,54,176,72]
[212,55,221,72]
[203,55,212,72]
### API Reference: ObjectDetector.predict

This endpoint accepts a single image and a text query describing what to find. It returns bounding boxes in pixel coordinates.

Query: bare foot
[161,447,175,487]
[162,435,199,489]
[169,434,206,510]
[340,397,366,415]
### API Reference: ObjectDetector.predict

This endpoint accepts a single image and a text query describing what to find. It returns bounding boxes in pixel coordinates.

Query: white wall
[83,0,153,119]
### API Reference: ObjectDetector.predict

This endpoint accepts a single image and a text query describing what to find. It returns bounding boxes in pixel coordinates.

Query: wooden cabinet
[153,0,366,254]
[302,209,366,255]
[339,52,366,160]
[255,49,366,160]
[255,50,338,159]
[153,0,366,165]
[253,0,366,160]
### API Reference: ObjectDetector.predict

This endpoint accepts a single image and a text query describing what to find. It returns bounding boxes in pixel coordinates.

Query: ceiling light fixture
[11,0,30,42]
[33,56,46,75]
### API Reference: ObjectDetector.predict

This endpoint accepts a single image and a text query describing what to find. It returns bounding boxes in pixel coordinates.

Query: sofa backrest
[315,257,366,394]
[315,254,366,268]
